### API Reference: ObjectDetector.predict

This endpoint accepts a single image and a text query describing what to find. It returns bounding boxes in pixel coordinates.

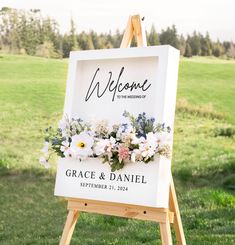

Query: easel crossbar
[67,198,174,223]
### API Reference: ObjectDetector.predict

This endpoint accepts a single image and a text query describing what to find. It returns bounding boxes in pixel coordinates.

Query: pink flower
[118,146,129,162]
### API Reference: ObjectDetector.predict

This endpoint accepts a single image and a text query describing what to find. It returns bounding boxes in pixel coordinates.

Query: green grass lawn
[178,57,235,124]
[0,54,235,244]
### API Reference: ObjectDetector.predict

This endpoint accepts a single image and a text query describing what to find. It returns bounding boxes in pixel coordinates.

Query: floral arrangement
[40,111,172,172]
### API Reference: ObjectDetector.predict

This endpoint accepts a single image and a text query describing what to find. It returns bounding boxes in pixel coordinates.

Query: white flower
[131,134,145,145]
[131,149,142,163]
[105,137,116,153]
[140,144,155,158]
[94,137,116,155]
[61,140,78,158]
[60,140,69,152]
[70,132,94,159]
[41,142,49,155]
[39,157,51,169]
[94,139,108,155]
[63,148,74,158]
[139,132,157,159]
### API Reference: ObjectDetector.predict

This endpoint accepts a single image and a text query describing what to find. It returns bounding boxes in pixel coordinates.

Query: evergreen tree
[159,25,179,49]
[227,43,235,59]
[78,31,94,50]
[105,31,114,48]
[200,32,212,56]
[148,24,160,46]
[96,33,106,49]
[179,35,186,56]
[112,29,122,48]
[90,30,100,49]
[19,9,41,55]
[184,42,192,57]
[188,31,201,55]
[35,41,58,58]
[69,18,79,51]
[212,40,222,57]
[0,8,21,52]
[223,41,231,53]
[62,34,71,57]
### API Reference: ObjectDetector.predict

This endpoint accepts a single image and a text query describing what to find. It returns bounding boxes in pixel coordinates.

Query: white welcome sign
[55,45,179,208]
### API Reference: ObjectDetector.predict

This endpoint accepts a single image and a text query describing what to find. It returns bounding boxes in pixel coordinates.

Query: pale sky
[1,0,235,41]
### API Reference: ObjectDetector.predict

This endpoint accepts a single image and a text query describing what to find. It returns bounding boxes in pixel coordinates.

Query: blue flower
[52,138,59,145]
[121,123,128,132]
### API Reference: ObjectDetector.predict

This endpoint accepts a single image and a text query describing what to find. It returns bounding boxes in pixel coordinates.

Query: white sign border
[55,45,180,208]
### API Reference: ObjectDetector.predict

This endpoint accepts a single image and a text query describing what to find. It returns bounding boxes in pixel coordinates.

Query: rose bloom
[118,146,129,162]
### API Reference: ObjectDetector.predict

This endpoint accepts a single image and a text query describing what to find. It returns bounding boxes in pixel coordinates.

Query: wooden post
[169,177,186,245]
[160,212,173,245]
[60,209,79,245]
[59,15,186,245]
[121,15,147,48]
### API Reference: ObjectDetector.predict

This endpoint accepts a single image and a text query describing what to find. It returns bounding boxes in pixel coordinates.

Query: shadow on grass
[0,168,162,245]
[0,164,235,244]
[0,159,55,179]
[174,158,235,191]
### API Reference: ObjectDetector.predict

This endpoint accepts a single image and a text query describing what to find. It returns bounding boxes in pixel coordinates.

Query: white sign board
[55,45,179,208]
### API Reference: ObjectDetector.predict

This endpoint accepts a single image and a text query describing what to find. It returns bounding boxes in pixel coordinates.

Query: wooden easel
[59,15,186,245]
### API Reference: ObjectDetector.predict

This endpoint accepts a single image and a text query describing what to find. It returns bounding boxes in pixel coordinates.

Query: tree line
[0,7,234,59]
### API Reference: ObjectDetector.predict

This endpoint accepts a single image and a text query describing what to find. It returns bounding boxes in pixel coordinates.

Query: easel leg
[169,179,186,245]
[159,212,173,245]
[60,209,79,245]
